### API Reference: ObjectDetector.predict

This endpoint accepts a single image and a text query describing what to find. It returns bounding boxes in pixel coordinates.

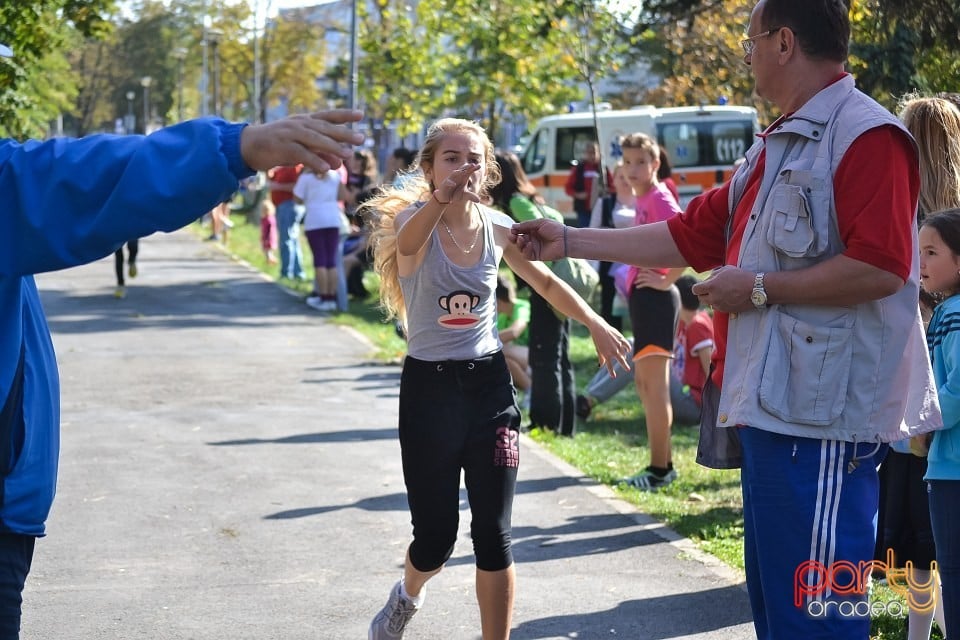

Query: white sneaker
[369,581,420,640]
[621,467,678,491]
[319,299,338,311]
[305,297,326,311]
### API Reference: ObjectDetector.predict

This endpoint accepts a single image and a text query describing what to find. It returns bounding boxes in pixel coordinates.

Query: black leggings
[0,533,35,640]
[114,239,139,286]
[399,352,521,572]
[528,292,575,435]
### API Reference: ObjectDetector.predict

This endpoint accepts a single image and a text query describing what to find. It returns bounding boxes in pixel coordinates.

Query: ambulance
[519,105,760,214]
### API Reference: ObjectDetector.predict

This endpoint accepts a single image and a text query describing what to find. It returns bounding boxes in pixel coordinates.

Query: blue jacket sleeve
[0,118,253,276]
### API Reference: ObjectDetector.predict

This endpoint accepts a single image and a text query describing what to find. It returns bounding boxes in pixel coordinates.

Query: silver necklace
[440,207,482,254]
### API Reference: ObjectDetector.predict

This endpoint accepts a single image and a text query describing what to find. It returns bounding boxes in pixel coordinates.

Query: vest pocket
[758,311,853,426]
[767,184,815,257]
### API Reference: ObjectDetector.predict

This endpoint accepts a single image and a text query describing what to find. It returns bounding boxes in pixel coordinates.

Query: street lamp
[206,28,223,117]
[140,76,152,133]
[252,0,261,123]
[348,0,358,111]
[172,48,187,121]
[125,91,135,134]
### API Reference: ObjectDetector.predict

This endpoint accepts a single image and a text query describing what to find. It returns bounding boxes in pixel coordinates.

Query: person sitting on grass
[577,275,714,429]
[496,274,531,402]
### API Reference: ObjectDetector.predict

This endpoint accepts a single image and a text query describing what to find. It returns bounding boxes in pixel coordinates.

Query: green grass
[542,325,746,568]
[207,212,407,361]
[199,212,931,638]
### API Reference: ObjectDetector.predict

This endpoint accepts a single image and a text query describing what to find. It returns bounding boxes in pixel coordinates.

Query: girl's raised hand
[435,163,482,204]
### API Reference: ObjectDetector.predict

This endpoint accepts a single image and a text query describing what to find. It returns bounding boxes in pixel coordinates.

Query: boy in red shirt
[576,275,714,426]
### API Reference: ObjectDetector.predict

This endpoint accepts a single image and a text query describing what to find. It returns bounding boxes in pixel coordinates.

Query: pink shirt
[628,182,682,281]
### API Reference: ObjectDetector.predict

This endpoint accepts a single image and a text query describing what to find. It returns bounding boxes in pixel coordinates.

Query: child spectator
[877,94,960,640]
[589,163,636,331]
[919,209,960,639]
[658,148,680,204]
[496,274,531,401]
[669,275,714,425]
[576,275,713,427]
[293,167,350,311]
[268,164,306,281]
[260,199,278,264]
[619,132,685,491]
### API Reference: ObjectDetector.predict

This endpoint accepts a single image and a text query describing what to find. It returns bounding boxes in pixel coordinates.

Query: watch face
[751,290,767,307]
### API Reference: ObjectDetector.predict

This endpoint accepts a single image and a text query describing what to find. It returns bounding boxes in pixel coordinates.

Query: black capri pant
[399,351,521,572]
[628,285,680,358]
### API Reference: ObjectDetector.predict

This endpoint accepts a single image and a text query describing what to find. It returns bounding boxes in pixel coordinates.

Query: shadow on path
[207,427,398,446]
[509,585,753,639]
[264,493,409,520]
[42,277,308,334]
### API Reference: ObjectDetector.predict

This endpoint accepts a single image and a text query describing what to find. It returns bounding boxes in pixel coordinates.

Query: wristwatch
[750,272,768,309]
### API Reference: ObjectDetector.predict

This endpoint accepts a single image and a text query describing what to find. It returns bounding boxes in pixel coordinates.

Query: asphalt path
[22,229,753,639]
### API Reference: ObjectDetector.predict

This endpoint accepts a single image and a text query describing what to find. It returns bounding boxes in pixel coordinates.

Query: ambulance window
[657,120,754,168]
[522,129,547,174]
[556,127,597,170]
[659,123,700,169]
[711,122,751,164]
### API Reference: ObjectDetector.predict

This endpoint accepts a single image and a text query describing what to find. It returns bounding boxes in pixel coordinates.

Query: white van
[519,105,760,214]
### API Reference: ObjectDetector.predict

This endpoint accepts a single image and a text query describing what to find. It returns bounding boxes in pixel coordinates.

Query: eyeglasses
[739,27,782,56]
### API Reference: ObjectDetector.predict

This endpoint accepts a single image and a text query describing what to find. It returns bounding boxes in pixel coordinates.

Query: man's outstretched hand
[510,218,567,262]
[240,109,365,174]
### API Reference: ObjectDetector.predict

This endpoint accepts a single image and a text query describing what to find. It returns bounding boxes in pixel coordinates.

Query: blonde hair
[361,118,501,325]
[899,95,960,218]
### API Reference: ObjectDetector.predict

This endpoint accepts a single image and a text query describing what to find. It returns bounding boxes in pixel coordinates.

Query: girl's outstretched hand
[510,219,566,261]
[586,316,633,377]
[434,163,483,204]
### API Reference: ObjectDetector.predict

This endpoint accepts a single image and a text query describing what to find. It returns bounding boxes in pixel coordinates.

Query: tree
[631,0,960,117]
[555,0,641,114]
[360,0,601,145]
[357,0,451,139]
[847,3,918,109]
[872,0,960,50]
[632,0,764,120]
[256,10,331,118]
[0,0,114,138]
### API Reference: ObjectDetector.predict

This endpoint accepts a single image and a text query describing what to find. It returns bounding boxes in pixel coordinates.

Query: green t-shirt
[497,298,531,346]
[509,194,564,223]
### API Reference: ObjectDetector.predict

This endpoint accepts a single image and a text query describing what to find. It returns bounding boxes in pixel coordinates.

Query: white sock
[399,579,424,607]
[907,569,939,640]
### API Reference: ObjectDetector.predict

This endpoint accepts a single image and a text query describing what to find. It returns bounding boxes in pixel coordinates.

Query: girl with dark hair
[489,151,557,222]
[920,208,960,639]
[657,148,680,203]
[875,95,960,640]
[491,150,578,437]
